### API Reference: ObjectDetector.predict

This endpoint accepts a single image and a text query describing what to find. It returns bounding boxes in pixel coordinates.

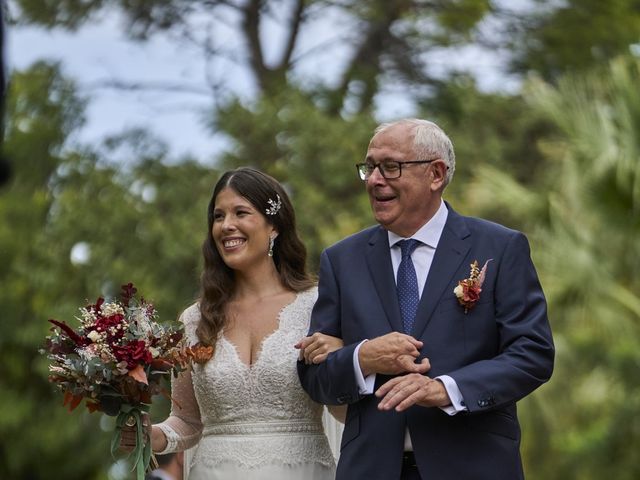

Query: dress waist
[202,420,324,437]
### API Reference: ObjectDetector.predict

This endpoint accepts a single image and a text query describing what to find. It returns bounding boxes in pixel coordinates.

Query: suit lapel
[365,227,404,332]
[412,205,471,339]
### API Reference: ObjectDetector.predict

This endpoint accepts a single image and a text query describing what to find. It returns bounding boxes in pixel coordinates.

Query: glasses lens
[356,164,368,180]
[357,162,403,180]
[380,161,400,179]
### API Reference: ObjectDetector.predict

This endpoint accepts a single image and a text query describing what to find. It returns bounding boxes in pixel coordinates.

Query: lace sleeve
[155,305,203,454]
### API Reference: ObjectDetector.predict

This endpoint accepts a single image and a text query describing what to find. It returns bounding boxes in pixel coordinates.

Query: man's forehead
[367,134,414,159]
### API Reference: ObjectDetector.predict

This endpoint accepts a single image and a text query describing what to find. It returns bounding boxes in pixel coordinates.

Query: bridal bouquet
[42,283,187,480]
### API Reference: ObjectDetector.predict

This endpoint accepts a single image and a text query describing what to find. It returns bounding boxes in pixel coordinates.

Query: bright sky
[10,14,223,161]
[8,5,515,163]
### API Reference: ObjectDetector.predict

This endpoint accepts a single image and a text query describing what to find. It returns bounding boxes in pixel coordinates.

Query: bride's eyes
[213,209,252,221]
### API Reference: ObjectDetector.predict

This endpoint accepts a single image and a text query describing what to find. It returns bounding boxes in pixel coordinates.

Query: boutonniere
[454,259,492,313]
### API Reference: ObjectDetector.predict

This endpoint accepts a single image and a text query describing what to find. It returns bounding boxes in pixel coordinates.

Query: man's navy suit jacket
[298,204,554,480]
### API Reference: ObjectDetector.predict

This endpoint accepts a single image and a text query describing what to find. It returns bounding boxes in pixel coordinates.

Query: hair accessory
[265,194,282,216]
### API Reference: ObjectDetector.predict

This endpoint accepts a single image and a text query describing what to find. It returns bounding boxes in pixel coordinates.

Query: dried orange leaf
[128,364,148,385]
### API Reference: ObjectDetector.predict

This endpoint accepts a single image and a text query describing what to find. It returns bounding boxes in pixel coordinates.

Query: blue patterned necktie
[396,239,421,334]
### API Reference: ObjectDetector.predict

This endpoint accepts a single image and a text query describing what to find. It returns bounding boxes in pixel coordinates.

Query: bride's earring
[268,235,275,257]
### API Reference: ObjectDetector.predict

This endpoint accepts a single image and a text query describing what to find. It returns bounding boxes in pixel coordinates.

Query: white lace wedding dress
[156,288,339,480]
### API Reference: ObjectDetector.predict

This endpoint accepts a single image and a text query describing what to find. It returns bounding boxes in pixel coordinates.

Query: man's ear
[430,160,447,191]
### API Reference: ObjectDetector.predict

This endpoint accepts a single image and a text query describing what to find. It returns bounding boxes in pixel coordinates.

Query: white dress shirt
[351,201,467,448]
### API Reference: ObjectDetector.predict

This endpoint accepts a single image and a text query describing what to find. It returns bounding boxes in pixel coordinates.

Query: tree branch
[278,0,307,70]
[330,1,408,115]
[242,0,269,93]
[200,0,244,13]
[86,79,213,97]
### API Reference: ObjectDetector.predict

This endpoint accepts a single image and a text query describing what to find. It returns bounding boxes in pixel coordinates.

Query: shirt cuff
[353,340,376,394]
[436,375,467,416]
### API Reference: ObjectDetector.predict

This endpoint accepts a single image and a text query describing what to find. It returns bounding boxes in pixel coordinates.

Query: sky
[7,4,515,163]
[9,14,223,161]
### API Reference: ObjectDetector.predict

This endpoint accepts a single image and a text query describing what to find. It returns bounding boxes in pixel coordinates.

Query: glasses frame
[355,158,441,181]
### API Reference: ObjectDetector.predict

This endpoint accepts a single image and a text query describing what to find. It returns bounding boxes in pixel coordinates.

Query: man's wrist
[435,375,467,415]
[434,379,452,407]
[357,341,372,376]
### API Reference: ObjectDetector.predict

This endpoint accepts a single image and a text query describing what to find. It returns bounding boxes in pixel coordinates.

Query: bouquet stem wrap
[111,406,152,480]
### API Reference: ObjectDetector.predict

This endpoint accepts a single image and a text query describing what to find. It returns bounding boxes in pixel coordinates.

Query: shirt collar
[388,200,448,249]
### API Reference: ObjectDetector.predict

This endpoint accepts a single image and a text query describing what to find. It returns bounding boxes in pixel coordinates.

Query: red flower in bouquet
[42,283,187,479]
[113,340,154,370]
[454,260,492,313]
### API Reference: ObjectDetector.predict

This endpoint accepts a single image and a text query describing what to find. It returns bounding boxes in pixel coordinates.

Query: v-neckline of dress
[221,291,301,370]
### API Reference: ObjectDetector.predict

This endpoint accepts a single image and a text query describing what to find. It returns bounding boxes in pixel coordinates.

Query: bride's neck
[233,264,287,301]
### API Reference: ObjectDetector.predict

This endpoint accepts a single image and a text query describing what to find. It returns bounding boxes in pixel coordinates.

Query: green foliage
[423,74,555,222]
[12,0,106,30]
[0,62,110,479]
[433,0,491,41]
[0,62,214,479]
[510,0,640,81]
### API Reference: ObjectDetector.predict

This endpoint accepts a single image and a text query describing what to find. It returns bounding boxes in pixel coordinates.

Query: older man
[299,118,554,480]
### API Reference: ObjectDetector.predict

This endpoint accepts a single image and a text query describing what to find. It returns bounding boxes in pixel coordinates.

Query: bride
[123,167,343,479]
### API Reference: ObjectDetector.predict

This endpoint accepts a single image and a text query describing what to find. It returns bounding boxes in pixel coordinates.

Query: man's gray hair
[375,118,456,187]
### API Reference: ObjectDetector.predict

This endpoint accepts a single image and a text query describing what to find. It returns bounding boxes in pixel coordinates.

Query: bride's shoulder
[298,286,318,305]
[279,287,317,331]
[177,302,201,342]
[288,286,317,317]
[179,302,201,326]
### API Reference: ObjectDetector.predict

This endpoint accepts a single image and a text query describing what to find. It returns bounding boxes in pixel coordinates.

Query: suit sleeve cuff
[436,375,467,416]
[353,340,376,394]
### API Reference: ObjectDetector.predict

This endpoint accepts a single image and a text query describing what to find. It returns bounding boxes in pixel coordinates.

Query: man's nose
[367,164,387,186]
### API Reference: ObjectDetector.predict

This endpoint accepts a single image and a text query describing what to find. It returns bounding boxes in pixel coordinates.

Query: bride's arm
[295,332,344,365]
[152,360,203,453]
[119,307,203,454]
[119,353,203,453]
[151,307,205,453]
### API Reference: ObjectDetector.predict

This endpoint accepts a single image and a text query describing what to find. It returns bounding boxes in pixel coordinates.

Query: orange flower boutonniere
[454,259,492,313]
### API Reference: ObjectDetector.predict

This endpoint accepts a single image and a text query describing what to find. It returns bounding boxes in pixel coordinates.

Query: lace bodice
[156,288,335,470]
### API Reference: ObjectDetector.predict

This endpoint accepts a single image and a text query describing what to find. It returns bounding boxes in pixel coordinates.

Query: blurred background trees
[2,0,639,478]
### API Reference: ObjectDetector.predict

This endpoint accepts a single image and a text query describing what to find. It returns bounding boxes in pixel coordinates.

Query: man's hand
[375,374,451,411]
[358,332,430,376]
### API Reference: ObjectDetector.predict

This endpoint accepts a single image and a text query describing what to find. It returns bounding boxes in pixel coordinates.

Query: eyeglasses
[355,159,440,181]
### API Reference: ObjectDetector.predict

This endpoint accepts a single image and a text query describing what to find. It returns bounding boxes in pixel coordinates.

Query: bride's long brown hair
[196,167,315,347]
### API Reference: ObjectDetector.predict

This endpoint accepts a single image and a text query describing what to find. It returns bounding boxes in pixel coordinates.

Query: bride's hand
[295,332,344,364]
[119,413,151,451]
